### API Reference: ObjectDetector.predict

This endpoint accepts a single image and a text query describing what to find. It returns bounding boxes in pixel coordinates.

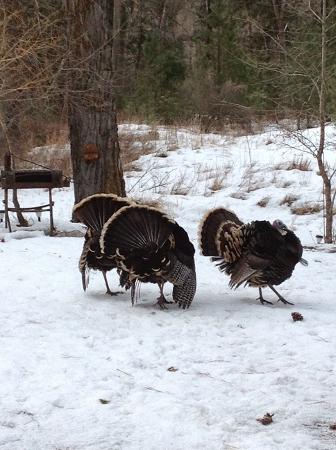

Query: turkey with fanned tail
[199,207,307,305]
[100,205,196,309]
[73,193,133,294]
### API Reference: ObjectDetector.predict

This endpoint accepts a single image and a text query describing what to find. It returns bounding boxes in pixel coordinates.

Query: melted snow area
[0,125,336,450]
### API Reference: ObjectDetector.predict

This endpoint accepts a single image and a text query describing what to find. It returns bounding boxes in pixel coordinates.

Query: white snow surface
[0,124,336,449]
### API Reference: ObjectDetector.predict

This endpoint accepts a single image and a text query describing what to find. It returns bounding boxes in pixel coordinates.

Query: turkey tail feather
[79,238,91,291]
[81,267,89,291]
[101,205,196,309]
[100,205,175,257]
[73,193,132,233]
[199,207,243,256]
[163,253,197,309]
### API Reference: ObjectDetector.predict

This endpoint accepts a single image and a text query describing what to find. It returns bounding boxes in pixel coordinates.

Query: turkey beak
[300,258,308,266]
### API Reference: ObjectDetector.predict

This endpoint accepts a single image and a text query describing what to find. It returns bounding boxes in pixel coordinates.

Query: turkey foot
[257,287,273,305]
[106,289,124,296]
[156,282,173,309]
[103,271,123,296]
[156,294,173,309]
[268,284,294,305]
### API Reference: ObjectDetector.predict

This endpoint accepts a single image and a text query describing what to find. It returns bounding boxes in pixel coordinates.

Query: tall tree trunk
[271,0,286,55]
[318,0,333,243]
[66,0,125,205]
[0,119,28,227]
[112,0,121,74]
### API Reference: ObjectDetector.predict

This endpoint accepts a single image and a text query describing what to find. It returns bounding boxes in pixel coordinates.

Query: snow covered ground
[0,124,335,449]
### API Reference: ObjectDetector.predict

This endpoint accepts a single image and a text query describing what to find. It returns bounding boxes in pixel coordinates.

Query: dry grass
[120,129,160,171]
[170,185,192,196]
[291,202,323,215]
[280,194,300,207]
[162,128,179,152]
[239,164,268,193]
[191,114,255,136]
[279,180,294,188]
[194,162,232,194]
[132,197,165,210]
[273,162,285,170]
[22,125,161,179]
[286,157,312,171]
[246,181,267,192]
[168,161,230,195]
[118,112,272,138]
[25,126,160,178]
[166,127,205,151]
[230,191,247,200]
[26,143,72,178]
[274,157,312,172]
[209,174,226,192]
[47,154,72,178]
[133,161,230,197]
[18,121,72,177]
[21,120,69,153]
[170,186,191,196]
[170,171,194,196]
[154,151,168,158]
[257,196,271,207]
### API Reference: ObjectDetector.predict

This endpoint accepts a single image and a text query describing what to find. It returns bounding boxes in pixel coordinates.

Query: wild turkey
[199,207,307,305]
[73,193,132,294]
[100,205,196,309]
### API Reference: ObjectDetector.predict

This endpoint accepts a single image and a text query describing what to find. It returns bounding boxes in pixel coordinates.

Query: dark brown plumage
[199,207,306,305]
[73,193,132,294]
[100,205,196,309]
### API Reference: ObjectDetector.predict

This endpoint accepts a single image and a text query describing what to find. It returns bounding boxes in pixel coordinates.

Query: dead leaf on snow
[257,413,274,425]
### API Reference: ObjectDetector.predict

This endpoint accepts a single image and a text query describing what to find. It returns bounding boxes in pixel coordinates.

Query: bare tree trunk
[112,0,121,73]
[69,107,125,203]
[318,0,333,243]
[203,0,212,62]
[0,126,28,227]
[159,0,167,32]
[271,0,286,55]
[12,189,29,227]
[66,0,125,205]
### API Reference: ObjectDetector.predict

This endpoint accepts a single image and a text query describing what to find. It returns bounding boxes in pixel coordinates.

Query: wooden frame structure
[1,169,70,235]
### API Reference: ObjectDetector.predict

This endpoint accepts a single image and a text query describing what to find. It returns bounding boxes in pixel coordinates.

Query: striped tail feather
[73,193,132,233]
[79,237,91,290]
[164,253,197,309]
[101,205,197,309]
[198,207,244,257]
[100,205,176,273]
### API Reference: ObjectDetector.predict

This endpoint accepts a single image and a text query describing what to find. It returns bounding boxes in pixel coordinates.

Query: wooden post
[49,188,55,235]
[4,188,11,232]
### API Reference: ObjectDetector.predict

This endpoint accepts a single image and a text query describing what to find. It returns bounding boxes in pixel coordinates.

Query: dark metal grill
[1,166,70,235]
[1,169,69,189]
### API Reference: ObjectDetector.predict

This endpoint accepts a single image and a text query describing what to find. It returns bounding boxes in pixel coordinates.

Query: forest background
[2,0,336,154]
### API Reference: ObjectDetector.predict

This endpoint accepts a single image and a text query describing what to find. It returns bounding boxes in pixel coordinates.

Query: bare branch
[308,1,322,23]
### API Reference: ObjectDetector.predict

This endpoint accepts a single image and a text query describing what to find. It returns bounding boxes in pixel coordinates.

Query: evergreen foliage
[1,0,336,145]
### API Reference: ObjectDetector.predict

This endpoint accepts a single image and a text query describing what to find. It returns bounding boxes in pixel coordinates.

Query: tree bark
[271,0,286,56]
[112,0,121,74]
[318,0,333,243]
[66,0,126,205]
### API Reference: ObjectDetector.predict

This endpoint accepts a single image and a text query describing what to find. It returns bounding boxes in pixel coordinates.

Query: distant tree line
[112,0,336,127]
[0,0,336,154]
[0,0,334,241]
